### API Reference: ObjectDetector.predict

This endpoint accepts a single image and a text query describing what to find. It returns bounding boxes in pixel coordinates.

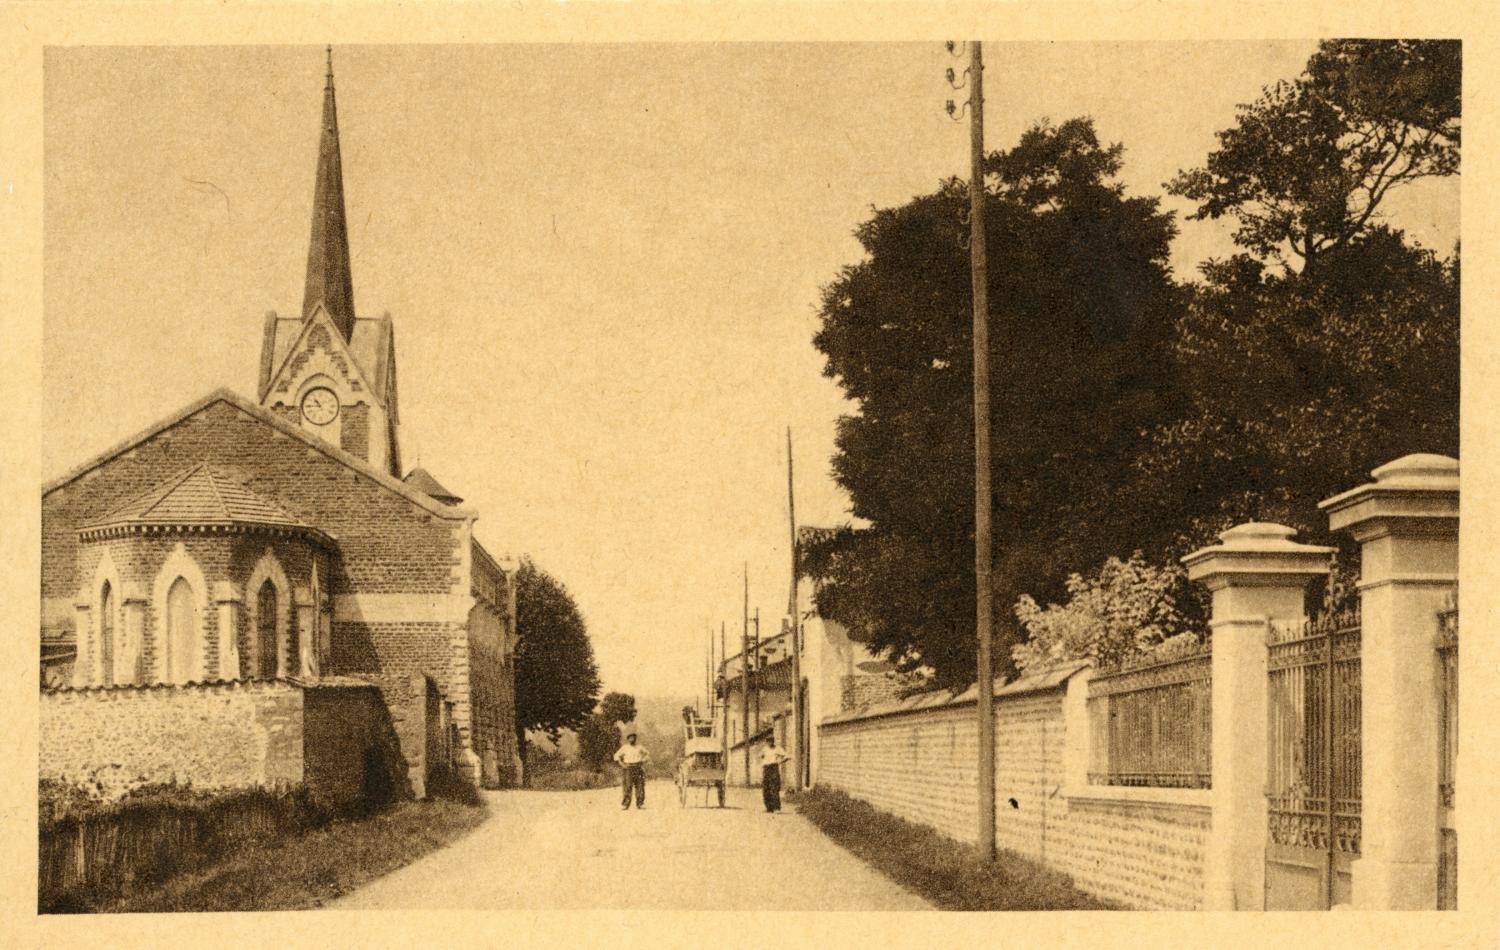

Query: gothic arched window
[256,579,278,678]
[99,581,115,687]
[166,577,197,684]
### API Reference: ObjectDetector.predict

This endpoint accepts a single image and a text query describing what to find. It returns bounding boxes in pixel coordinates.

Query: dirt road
[332,781,932,910]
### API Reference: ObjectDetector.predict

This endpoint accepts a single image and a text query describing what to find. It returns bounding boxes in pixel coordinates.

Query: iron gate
[1265,609,1362,910]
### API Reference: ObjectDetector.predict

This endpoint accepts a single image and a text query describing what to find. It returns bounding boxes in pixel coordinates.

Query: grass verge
[794,786,1117,911]
[101,784,489,913]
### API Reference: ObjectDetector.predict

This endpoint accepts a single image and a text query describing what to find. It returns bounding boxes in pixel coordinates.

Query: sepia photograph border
[3,1,1497,947]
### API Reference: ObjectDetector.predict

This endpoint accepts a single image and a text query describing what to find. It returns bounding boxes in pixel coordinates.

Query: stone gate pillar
[1321,454,1458,910]
[1184,523,1333,910]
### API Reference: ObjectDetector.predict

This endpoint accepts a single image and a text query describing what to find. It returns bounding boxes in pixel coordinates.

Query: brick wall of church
[339,403,370,460]
[43,401,466,607]
[41,399,511,791]
[74,534,317,682]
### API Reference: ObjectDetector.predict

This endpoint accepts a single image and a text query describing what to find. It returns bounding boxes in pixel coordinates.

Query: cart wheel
[717,782,726,807]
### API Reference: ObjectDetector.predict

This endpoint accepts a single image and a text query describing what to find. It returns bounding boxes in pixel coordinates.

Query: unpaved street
[332,782,932,910]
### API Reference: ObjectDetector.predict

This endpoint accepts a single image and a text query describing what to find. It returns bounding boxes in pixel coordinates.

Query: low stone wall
[816,666,1210,910]
[41,678,399,812]
[40,680,304,796]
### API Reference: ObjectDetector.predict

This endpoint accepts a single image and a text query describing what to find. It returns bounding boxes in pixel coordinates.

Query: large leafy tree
[1167,39,1459,273]
[1135,38,1461,557]
[808,118,1182,687]
[1124,227,1458,560]
[513,557,601,782]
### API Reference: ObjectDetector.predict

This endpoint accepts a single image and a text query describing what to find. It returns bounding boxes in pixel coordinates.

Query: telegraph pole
[786,426,804,790]
[720,620,728,776]
[742,563,751,785]
[752,607,762,734]
[967,40,997,863]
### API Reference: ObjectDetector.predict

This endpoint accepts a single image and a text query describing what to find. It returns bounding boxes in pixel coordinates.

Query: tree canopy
[808,118,1182,686]
[1167,39,1459,273]
[513,557,601,745]
[806,41,1459,686]
[577,691,638,773]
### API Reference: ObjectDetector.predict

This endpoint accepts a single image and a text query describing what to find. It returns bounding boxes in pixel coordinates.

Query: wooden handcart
[676,713,726,807]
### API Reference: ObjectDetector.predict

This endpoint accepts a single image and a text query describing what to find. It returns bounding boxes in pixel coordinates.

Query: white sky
[43,43,1458,699]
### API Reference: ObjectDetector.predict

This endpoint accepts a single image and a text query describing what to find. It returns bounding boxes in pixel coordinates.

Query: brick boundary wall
[816,670,1209,910]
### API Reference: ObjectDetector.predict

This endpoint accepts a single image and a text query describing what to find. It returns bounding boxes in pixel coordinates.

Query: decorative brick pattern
[818,682,1209,910]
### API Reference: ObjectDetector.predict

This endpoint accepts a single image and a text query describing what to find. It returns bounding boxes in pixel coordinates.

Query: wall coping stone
[1063,783,1213,810]
[820,660,1089,727]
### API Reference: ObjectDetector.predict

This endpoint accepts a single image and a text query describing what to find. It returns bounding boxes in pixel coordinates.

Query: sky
[43,42,1458,700]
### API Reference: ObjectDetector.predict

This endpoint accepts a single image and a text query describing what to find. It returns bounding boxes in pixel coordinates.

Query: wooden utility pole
[786,426,804,790]
[752,608,762,735]
[720,620,728,776]
[967,39,997,863]
[742,563,751,785]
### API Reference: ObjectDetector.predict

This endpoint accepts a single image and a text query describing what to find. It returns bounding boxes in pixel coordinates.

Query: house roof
[79,464,333,546]
[43,387,474,522]
[403,466,463,505]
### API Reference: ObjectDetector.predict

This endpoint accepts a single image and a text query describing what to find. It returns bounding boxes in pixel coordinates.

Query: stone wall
[41,678,399,811]
[40,680,304,795]
[302,682,403,807]
[817,671,1210,910]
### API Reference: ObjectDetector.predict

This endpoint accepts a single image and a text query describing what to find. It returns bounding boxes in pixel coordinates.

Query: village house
[39,53,520,804]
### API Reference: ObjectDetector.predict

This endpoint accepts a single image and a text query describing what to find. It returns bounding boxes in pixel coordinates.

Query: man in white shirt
[613,729,650,810]
[759,736,790,813]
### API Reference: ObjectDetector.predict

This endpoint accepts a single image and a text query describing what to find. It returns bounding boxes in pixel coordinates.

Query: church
[40,52,520,799]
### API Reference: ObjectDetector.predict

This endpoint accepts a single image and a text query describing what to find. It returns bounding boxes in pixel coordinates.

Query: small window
[166,577,197,684]
[256,579,278,678]
[99,581,115,687]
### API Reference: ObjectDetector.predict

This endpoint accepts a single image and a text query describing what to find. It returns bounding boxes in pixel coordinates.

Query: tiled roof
[403,466,462,505]
[81,464,319,536]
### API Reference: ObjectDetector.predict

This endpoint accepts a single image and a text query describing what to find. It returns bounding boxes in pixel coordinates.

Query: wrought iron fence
[1265,608,1361,862]
[1087,640,1212,789]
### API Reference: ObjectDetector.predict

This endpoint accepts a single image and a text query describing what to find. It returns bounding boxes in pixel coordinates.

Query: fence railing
[1087,640,1212,789]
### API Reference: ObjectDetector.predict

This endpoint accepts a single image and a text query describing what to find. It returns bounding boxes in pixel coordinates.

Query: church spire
[302,45,356,340]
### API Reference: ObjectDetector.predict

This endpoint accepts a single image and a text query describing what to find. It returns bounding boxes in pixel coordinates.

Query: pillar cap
[1320,453,1458,535]
[212,580,243,603]
[1182,522,1334,586]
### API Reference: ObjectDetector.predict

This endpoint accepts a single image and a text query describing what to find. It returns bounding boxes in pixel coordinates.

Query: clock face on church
[300,387,340,425]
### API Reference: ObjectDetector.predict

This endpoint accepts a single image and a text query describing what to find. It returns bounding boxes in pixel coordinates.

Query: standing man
[614,728,650,810]
[760,733,790,813]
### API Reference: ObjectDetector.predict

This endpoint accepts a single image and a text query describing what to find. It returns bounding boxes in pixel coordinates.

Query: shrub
[1011,552,1200,674]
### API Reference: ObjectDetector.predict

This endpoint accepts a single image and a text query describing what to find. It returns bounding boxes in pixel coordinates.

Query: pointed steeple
[302,45,356,340]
